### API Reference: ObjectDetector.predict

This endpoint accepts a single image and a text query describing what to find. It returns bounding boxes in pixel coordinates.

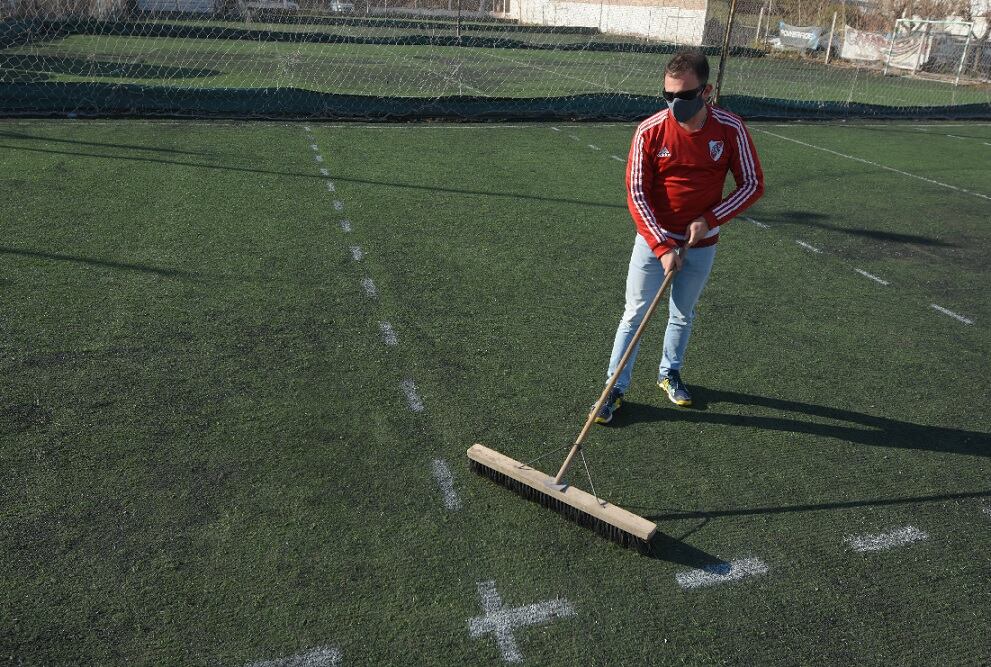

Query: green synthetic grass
[2,26,990,108]
[1,119,989,665]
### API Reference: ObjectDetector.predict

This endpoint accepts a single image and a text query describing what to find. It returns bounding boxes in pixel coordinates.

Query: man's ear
[703,83,714,101]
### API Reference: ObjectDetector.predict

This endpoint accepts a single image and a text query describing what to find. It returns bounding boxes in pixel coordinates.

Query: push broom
[468,256,680,552]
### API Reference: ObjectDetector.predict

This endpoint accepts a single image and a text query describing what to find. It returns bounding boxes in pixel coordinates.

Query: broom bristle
[468,458,652,554]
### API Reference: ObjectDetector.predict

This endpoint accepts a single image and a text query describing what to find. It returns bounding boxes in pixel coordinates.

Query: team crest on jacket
[709,140,724,161]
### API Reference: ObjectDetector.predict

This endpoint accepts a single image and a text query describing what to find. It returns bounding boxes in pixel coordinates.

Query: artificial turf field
[1,118,990,665]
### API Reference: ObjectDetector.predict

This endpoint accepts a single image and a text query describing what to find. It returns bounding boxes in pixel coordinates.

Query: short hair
[665,50,710,85]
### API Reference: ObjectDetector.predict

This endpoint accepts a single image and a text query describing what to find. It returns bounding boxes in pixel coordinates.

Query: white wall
[137,0,214,11]
[506,0,706,44]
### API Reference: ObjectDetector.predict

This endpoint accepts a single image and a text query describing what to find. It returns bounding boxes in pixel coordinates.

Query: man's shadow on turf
[610,388,990,459]
[612,389,991,544]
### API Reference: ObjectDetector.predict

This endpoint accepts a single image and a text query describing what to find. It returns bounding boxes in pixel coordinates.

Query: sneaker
[658,370,692,406]
[592,387,624,424]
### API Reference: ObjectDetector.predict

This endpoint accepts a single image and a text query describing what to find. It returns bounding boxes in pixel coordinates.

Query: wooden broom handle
[553,262,679,485]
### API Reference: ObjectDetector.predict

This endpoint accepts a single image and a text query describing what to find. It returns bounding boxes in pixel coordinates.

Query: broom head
[467,443,657,551]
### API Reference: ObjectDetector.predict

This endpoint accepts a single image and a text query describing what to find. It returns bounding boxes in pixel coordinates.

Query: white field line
[245,645,341,667]
[796,240,822,253]
[743,216,769,229]
[846,526,928,552]
[349,245,364,261]
[319,168,329,176]
[984,142,991,147]
[303,125,312,132]
[361,277,378,298]
[568,134,580,141]
[401,378,424,413]
[611,155,626,162]
[757,129,991,202]
[588,144,601,151]
[855,268,890,285]
[333,200,344,211]
[471,48,633,95]
[315,155,324,163]
[676,558,768,590]
[983,503,991,518]
[431,459,462,510]
[326,181,336,192]
[379,321,398,346]
[309,143,319,151]
[551,126,561,131]
[931,303,974,325]
[418,59,487,96]
[945,134,966,140]
[468,581,576,664]
[339,219,352,233]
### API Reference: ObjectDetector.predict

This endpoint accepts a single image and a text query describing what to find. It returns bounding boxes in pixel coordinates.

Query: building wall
[136,0,213,11]
[504,0,707,44]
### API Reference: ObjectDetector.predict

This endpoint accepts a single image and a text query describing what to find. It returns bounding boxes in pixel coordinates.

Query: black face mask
[663,85,706,123]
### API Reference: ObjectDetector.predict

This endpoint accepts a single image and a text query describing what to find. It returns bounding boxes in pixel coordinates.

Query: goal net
[0,0,988,119]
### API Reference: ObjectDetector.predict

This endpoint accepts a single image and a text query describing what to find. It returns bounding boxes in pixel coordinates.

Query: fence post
[713,0,740,106]
[825,10,837,63]
[882,18,897,75]
[955,30,972,86]
[911,21,929,76]
[755,7,764,47]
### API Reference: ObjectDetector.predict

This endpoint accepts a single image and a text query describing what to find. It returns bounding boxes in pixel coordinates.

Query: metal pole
[714,0,740,105]
[882,18,897,76]
[456,0,461,38]
[825,10,837,63]
[764,0,773,45]
[955,30,972,86]
[755,7,764,48]
[911,21,928,76]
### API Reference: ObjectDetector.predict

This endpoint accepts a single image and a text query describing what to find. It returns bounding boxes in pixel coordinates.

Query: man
[594,49,764,424]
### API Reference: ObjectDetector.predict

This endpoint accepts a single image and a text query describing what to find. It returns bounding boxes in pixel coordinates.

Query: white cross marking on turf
[467,581,576,664]
[245,645,341,667]
[319,168,329,176]
[310,144,319,151]
[610,155,626,162]
[349,245,364,261]
[333,200,344,211]
[315,155,324,162]
[326,181,336,192]
[339,219,352,233]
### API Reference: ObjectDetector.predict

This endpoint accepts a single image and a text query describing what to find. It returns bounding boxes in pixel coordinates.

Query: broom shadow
[645,526,728,569]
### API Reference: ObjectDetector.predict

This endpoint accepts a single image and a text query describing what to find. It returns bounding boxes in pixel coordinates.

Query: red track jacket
[626,105,765,259]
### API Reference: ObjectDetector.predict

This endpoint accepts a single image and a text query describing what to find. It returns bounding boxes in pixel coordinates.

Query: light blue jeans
[606,233,717,393]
